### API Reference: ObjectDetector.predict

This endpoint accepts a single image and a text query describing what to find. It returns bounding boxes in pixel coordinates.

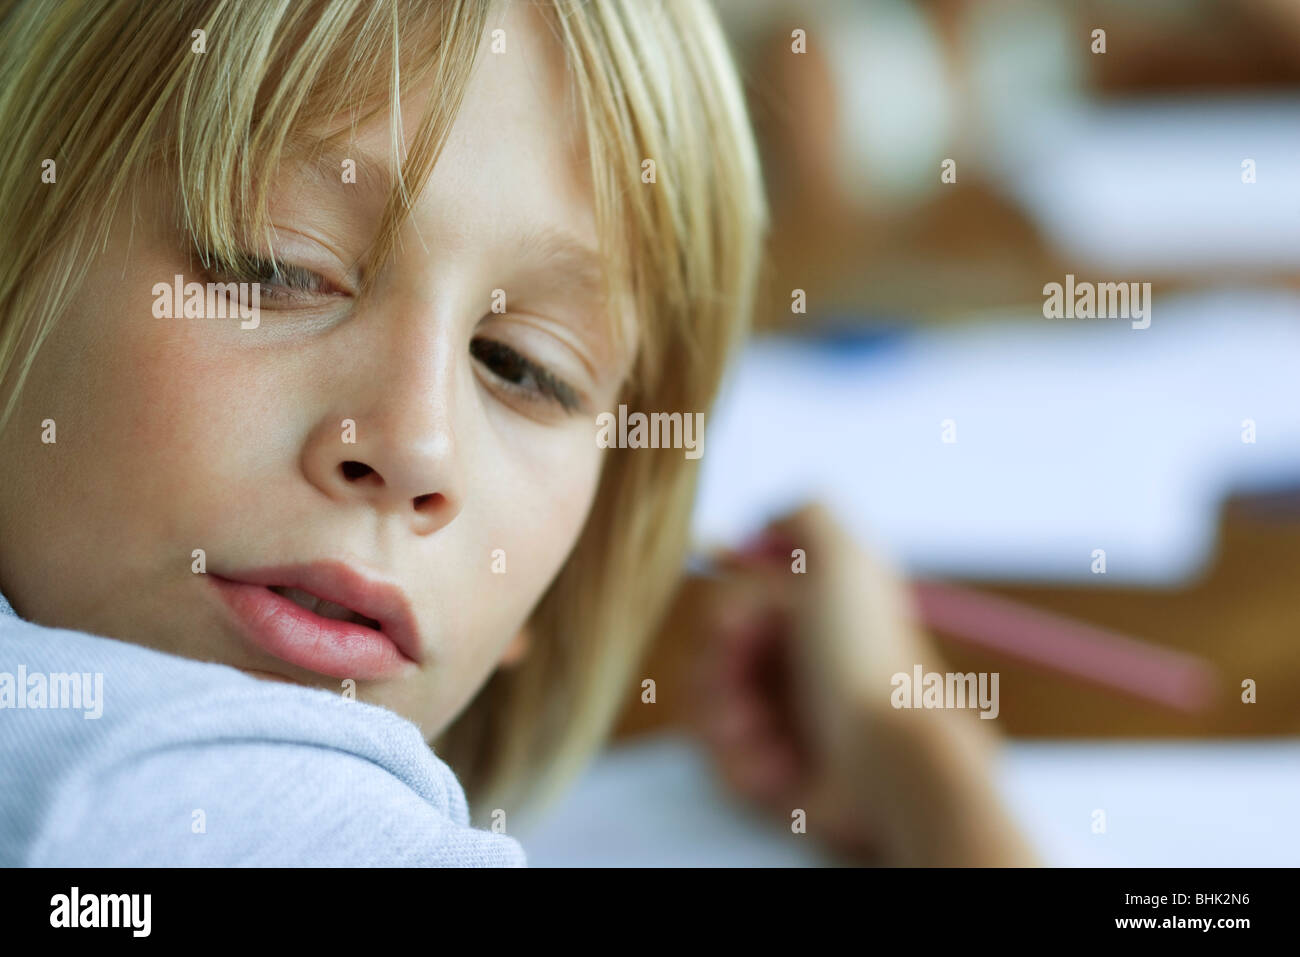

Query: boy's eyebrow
[511,225,609,305]
[292,144,394,203]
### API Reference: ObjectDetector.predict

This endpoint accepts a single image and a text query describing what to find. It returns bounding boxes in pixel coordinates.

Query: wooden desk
[614,490,1299,741]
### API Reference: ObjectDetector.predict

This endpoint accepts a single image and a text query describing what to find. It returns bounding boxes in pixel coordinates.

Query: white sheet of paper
[516,734,1300,867]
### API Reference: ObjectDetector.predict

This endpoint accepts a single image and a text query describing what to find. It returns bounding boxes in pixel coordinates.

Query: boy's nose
[302,423,463,537]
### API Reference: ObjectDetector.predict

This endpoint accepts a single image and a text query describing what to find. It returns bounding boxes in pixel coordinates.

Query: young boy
[0,0,764,865]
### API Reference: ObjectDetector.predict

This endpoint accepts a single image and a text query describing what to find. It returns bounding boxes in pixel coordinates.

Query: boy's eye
[200,251,341,306]
[244,257,326,296]
[470,337,581,413]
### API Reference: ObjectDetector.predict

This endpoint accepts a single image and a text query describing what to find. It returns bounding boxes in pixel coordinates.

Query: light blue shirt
[0,589,526,866]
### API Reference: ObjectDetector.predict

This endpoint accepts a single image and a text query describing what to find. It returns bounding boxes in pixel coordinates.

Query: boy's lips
[209,561,423,681]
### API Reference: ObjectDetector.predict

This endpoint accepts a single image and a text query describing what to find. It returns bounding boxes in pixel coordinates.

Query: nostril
[412,492,443,511]
[340,461,376,482]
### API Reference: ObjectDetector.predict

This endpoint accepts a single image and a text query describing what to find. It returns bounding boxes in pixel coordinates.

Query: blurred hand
[687,501,937,860]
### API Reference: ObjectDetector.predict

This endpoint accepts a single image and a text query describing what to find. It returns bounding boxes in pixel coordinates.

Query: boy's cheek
[5,295,289,563]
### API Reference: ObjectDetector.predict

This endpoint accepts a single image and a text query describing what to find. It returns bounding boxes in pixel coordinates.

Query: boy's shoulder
[0,601,527,867]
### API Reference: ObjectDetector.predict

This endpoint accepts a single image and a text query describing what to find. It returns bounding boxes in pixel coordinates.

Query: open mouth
[210,561,423,680]
[267,585,382,630]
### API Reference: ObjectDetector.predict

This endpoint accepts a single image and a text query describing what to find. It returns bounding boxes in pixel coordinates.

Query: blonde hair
[0,0,766,828]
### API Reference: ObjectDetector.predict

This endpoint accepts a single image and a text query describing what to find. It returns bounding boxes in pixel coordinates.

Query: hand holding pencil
[687,501,1041,866]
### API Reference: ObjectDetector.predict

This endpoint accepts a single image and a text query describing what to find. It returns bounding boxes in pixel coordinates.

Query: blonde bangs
[171,0,487,289]
[0,0,488,429]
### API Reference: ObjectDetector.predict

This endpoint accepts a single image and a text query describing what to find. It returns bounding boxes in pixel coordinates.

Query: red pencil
[685,553,1218,712]
[911,580,1217,712]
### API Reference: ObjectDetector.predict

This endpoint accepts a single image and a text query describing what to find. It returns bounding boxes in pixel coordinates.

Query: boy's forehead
[283,98,603,291]
[297,0,592,235]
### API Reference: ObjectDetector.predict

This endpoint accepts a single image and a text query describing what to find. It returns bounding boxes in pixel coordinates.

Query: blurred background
[516,0,1300,865]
